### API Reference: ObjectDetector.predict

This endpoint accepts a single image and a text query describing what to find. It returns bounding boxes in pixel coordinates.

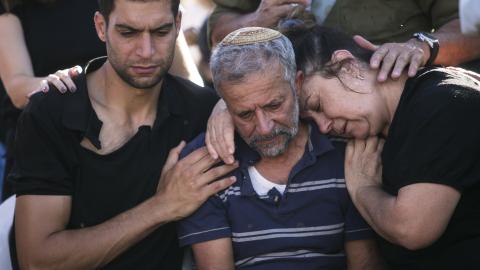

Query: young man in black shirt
[10,0,238,269]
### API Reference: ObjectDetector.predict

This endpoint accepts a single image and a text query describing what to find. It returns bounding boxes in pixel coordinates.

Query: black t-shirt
[10,57,219,269]
[380,67,480,269]
[0,0,106,135]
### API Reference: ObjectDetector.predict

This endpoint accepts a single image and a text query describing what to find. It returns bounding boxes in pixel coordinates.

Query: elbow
[389,222,438,251]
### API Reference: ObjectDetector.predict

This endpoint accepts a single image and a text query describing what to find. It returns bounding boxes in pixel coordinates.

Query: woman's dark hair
[280,20,373,78]
[97,0,180,24]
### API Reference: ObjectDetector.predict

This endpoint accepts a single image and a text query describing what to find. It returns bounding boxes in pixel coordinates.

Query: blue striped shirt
[178,123,373,269]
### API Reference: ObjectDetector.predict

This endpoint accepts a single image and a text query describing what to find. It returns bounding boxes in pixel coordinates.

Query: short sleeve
[177,195,231,246]
[417,0,459,29]
[0,3,5,14]
[9,97,74,196]
[389,72,480,192]
[344,194,374,241]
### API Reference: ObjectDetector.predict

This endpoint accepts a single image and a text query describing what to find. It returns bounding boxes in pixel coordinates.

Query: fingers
[45,67,81,93]
[202,176,237,197]
[369,46,389,71]
[345,139,354,163]
[46,74,68,93]
[190,149,221,174]
[353,35,378,52]
[376,49,399,82]
[205,131,218,160]
[364,136,379,153]
[161,141,186,175]
[68,65,83,78]
[391,53,411,79]
[55,69,77,92]
[407,53,424,77]
[216,115,235,164]
[201,162,239,186]
[377,138,385,153]
[206,100,236,164]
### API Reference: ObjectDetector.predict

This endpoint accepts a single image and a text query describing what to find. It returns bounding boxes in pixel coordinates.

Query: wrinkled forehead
[109,0,175,27]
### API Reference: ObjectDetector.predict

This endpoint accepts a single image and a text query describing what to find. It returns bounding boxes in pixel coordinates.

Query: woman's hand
[344,137,385,201]
[28,65,82,97]
[205,99,236,164]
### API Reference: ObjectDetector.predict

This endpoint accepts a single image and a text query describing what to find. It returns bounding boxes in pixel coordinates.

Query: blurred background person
[208,0,480,79]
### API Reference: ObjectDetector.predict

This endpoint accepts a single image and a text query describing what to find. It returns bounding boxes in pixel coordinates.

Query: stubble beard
[247,100,300,158]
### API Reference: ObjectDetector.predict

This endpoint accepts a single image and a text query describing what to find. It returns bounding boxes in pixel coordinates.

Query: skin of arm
[344,138,461,250]
[192,238,235,270]
[345,239,384,270]
[352,183,460,250]
[0,13,45,108]
[431,18,480,66]
[210,0,309,47]
[15,144,238,270]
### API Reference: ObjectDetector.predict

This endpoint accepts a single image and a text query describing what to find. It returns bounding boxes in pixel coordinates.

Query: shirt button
[79,222,85,228]
[183,120,189,125]
[274,196,279,203]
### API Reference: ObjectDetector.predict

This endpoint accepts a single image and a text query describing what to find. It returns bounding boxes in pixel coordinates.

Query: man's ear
[295,70,304,97]
[94,11,107,43]
[175,11,182,38]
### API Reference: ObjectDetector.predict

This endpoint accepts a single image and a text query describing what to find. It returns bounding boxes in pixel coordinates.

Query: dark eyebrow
[151,23,174,32]
[114,23,174,32]
[114,24,140,32]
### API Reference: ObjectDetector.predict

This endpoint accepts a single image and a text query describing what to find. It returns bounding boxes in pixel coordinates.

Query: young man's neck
[88,60,163,127]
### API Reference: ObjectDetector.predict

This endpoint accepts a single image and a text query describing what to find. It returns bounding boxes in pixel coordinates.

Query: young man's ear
[94,11,107,42]
[175,11,182,38]
[295,70,304,97]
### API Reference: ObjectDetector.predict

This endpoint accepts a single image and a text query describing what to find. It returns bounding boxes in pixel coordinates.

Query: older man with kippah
[177,27,382,270]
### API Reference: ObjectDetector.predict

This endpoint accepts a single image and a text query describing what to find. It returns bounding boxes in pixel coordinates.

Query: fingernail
[228,147,234,154]
[71,86,77,92]
[230,176,237,182]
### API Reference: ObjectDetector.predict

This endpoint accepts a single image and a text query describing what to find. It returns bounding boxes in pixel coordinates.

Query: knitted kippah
[219,27,282,46]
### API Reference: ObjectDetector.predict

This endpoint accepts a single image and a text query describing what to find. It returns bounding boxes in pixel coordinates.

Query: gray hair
[210,33,297,96]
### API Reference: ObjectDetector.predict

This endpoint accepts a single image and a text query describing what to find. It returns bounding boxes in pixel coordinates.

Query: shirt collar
[61,56,185,149]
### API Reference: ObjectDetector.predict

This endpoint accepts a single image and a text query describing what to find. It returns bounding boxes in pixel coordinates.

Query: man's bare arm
[15,145,238,270]
[210,0,309,47]
[192,238,235,270]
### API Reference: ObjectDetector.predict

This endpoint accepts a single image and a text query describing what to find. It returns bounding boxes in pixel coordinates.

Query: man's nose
[136,33,154,59]
[255,110,274,135]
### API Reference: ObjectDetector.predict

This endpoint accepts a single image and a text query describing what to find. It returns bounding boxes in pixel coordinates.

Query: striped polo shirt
[178,123,373,269]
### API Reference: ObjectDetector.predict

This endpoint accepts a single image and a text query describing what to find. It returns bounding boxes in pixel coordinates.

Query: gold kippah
[220,27,282,46]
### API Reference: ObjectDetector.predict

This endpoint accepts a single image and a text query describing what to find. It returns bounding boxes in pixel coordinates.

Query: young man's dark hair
[97,0,180,23]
